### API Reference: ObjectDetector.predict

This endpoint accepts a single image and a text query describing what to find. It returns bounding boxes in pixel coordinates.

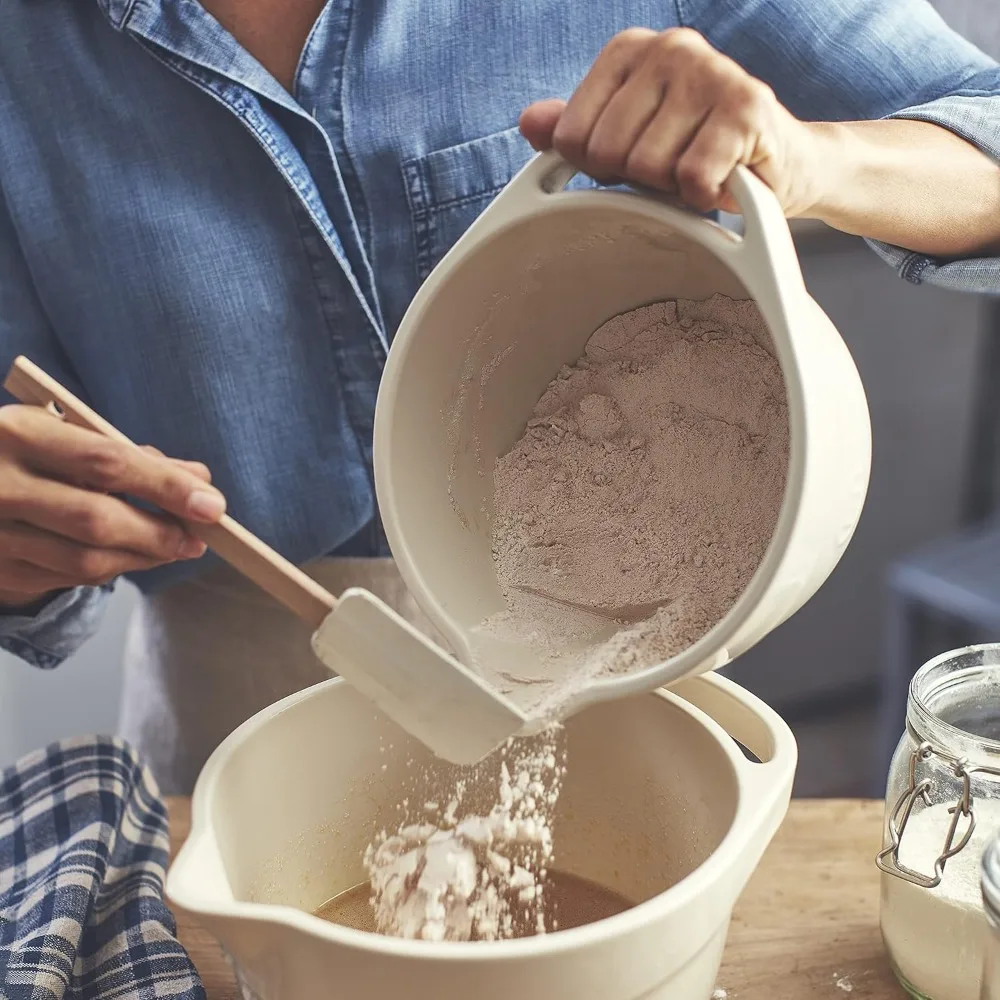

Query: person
[0,0,998,794]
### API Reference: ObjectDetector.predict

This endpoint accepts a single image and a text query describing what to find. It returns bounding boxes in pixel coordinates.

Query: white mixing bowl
[167,672,796,1000]
[375,152,872,714]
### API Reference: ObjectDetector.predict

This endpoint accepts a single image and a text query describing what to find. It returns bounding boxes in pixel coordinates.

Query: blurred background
[1,0,998,798]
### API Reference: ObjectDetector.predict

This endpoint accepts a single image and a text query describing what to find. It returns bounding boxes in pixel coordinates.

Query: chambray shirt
[1,0,1000,669]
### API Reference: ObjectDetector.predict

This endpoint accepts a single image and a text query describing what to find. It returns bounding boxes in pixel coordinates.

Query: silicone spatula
[3,356,529,765]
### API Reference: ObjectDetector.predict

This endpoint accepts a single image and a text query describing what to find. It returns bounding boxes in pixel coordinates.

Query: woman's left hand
[520,27,828,218]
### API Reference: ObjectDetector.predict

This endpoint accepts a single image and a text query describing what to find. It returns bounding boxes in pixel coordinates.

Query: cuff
[866,94,1000,294]
[0,584,113,669]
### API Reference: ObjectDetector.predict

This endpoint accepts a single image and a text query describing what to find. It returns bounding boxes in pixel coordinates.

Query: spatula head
[311,588,528,765]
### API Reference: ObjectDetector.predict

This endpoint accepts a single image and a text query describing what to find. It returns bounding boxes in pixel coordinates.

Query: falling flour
[363,731,565,941]
[483,295,789,713]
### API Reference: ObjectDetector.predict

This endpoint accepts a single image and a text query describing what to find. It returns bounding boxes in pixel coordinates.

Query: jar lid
[982,829,1000,918]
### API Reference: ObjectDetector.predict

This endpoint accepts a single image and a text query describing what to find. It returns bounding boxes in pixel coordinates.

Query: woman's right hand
[0,404,226,609]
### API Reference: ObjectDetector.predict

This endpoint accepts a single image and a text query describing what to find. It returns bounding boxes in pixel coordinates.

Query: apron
[118,558,442,795]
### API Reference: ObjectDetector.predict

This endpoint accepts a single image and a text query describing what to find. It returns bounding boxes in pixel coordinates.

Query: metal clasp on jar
[876,741,1000,888]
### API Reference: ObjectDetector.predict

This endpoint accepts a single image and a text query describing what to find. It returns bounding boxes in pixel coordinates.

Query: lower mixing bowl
[167,672,795,1000]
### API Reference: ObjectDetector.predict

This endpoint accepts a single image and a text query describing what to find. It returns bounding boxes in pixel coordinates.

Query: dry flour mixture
[483,294,789,715]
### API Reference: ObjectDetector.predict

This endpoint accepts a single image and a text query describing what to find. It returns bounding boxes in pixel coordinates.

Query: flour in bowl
[482,295,789,714]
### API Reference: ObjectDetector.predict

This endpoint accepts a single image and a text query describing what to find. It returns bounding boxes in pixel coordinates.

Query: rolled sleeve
[866,93,1000,293]
[0,585,112,669]
[689,0,1000,295]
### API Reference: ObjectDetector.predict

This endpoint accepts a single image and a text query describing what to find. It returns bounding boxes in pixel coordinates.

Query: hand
[520,27,828,217]
[0,404,226,608]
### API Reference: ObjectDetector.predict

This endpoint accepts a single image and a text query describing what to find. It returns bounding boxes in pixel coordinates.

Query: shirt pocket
[402,126,599,285]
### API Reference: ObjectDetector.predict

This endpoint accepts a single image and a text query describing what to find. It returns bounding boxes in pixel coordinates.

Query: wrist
[0,590,62,615]
[797,121,859,227]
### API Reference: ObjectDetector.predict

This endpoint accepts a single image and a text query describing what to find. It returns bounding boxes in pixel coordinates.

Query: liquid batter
[315,869,634,938]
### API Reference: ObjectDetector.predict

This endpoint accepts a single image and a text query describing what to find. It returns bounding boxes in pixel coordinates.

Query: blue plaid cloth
[0,736,204,1000]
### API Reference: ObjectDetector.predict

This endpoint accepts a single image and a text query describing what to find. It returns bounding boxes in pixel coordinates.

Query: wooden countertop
[167,798,902,999]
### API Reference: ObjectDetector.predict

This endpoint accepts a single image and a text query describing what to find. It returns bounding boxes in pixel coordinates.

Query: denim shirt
[2,0,1000,668]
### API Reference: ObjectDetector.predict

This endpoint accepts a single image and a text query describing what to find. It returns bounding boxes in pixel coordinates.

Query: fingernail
[178,536,207,559]
[187,490,226,521]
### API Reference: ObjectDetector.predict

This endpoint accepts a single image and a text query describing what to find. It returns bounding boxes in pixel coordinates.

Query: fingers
[519,99,567,151]
[623,88,713,190]
[586,44,701,181]
[535,27,782,212]
[1,470,208,561]
[0,406,215,606]
[0,406,225,523]
[674,109,749,211]
[0,521,189,590]
[551,28,658,175]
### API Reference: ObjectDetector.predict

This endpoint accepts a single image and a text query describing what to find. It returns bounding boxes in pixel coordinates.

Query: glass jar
[982,832,1000,1000]
[879,645,1000,1000]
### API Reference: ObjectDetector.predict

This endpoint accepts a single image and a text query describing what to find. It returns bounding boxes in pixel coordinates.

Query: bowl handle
[670,672,797,867]
[494,150,806,300]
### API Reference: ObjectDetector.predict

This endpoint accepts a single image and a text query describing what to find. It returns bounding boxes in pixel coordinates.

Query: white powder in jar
[881,799,1000,1000]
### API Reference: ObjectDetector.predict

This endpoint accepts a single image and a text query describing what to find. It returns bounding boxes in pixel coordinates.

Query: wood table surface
[167,797,903,999]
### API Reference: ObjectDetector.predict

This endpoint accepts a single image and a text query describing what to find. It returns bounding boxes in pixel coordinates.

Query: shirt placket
[292,0,382,334]
[112,0,389,553]
[289,2,390,555]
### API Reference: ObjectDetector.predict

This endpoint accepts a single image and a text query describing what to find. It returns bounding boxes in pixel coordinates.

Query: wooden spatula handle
[3,356,336,630]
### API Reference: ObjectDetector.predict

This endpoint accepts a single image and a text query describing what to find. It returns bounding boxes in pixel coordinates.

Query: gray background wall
[0,585,135,762]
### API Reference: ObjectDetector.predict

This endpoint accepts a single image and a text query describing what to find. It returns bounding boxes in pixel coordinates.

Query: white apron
[118,558,440,795]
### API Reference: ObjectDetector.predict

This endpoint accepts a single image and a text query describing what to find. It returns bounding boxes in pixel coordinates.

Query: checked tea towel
[0,735,204,999]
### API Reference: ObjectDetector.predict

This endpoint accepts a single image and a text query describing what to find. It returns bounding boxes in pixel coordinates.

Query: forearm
[806,119,1000,257]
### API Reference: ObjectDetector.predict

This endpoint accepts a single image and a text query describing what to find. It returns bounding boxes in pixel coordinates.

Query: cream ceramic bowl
[167,672,796,1000]
[375,152,872,718]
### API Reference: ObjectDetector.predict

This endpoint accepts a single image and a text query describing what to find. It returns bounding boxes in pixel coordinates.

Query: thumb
[519,99,568,151]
